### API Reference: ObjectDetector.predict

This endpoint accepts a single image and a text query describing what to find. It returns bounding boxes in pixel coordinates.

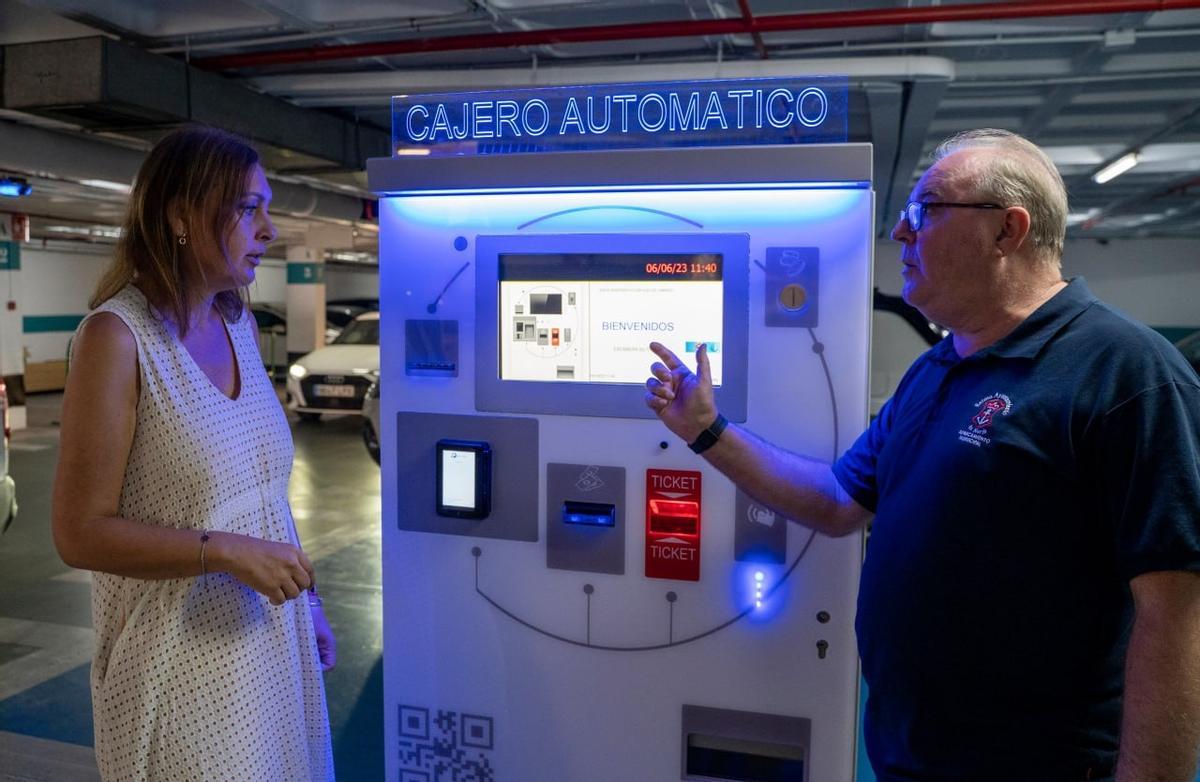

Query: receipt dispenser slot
[681,704,811,782]
[648,500,700,535]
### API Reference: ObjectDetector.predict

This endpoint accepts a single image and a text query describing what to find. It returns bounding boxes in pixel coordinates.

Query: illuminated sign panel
[392,77,847,155]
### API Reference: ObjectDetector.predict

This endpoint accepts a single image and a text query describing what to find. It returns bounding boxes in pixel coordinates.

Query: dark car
[1175,330,1200,374]
[251,302,289,373]
[325,303,367,333]
[250,302,370,375]
[328,297,379,312]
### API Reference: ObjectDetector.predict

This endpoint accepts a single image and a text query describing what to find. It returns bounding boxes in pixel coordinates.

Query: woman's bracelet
[199,532,211,589]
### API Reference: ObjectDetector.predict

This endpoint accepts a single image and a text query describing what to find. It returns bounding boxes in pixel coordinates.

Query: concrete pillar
[285,245,326,363]
[0,217,25,430]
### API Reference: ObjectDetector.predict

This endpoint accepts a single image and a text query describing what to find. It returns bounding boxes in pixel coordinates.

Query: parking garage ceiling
[2,0,1200,254]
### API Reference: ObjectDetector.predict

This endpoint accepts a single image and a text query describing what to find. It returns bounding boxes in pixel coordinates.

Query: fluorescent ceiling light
[80,179,132,194]
[1092,151,1140,184]
[1066,208,1100,226]
[0,177,32,197]
[46,225,121,239]
[329,251,378,263]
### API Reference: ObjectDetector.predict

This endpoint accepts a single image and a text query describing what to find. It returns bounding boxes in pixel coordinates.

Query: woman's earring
[178,234,188,246]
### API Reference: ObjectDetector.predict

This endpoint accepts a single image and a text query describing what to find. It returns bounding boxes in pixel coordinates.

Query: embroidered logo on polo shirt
[958,393,1012,447]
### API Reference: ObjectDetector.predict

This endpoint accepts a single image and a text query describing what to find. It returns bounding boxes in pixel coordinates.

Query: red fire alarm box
[645,469,702,581]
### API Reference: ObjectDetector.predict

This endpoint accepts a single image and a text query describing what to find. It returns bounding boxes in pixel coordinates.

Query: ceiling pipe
[195,0,1200,70]
[253,55,955,100]
[736,0,769,61]
[150,11,482,55]
[1076,171,1200,231]
[949,68,1200,88]
[0,120,368,225]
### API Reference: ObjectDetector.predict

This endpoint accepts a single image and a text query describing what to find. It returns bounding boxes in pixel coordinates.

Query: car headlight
[289,364,308,380]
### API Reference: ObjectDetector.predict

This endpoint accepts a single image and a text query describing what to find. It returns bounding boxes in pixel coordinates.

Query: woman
[51,126,336,781]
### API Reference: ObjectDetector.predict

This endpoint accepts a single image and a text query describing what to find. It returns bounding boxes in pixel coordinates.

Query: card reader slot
[561,501,616,527]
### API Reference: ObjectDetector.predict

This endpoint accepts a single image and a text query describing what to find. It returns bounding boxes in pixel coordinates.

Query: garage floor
[0,391,384,781]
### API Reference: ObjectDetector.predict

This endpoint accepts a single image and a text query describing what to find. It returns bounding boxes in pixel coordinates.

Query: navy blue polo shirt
[833,278,1200,781]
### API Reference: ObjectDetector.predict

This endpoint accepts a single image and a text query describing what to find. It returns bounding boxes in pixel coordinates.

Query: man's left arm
[1116,570,1200,781]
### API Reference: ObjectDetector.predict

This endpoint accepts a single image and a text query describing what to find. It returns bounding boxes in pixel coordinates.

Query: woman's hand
[310,602,337,672]
[209,532,315,605]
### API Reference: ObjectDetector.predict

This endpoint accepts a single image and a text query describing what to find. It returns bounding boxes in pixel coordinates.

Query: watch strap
[688,413,729,454]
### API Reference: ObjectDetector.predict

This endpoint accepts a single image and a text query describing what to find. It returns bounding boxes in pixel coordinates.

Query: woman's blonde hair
[91,125,260,334]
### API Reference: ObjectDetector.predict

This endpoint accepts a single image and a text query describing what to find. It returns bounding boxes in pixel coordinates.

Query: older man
[646,129,1200,781]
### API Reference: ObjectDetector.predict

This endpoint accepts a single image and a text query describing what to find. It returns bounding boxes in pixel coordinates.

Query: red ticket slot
[649,500,699,534]
[646,469,702,581]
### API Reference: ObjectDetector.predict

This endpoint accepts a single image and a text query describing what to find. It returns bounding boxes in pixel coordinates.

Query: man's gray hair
[933,129,1068,266]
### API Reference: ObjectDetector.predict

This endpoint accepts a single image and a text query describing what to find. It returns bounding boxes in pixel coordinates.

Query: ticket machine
[370,77,873,781]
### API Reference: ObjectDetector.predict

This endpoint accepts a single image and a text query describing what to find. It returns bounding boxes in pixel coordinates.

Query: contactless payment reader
[372,76,873,782]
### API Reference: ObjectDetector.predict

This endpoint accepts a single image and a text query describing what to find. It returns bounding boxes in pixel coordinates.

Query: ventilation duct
[0,120,367,224]
[1,36,389,173]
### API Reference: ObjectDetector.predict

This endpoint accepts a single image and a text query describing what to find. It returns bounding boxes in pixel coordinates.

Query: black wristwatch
[688,413,729,454]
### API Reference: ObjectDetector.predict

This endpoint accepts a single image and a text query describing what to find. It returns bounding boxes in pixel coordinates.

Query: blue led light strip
[470,530,818,652]
[379,180,871,198]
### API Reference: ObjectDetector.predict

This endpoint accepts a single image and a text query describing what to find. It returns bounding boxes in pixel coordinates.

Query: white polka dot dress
[79,286,334,782]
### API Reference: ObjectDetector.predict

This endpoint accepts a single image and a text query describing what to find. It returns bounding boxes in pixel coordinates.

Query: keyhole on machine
[816,639,829,660]
[780,284,808,311]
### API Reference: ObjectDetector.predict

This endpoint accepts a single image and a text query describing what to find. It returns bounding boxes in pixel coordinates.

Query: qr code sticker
[398,704,495,782]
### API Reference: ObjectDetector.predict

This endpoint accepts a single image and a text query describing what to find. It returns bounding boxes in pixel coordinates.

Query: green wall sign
[0,241,20,270]
[287,262,325,284]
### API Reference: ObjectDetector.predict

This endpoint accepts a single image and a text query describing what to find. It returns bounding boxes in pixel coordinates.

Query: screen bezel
[435,438,492,519]
[476,233,749,421]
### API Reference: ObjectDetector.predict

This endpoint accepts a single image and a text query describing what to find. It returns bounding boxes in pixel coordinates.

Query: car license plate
[313,384,355,398]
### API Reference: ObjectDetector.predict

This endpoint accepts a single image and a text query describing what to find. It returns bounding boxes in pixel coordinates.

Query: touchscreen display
[499,253,723,385]
[440,448,477,510]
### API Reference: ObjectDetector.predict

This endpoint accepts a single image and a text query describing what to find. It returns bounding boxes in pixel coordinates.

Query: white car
[286,311,379,422]
[361,379,381,465]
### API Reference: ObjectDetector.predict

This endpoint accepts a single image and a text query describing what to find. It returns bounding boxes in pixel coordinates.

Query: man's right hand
[645,341,720,444]
[209,532,315,606]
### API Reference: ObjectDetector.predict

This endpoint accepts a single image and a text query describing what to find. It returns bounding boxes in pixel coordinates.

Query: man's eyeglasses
[900,201,1004,232]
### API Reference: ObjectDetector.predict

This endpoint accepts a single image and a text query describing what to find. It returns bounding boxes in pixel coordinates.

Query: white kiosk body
[371,82,874,782]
